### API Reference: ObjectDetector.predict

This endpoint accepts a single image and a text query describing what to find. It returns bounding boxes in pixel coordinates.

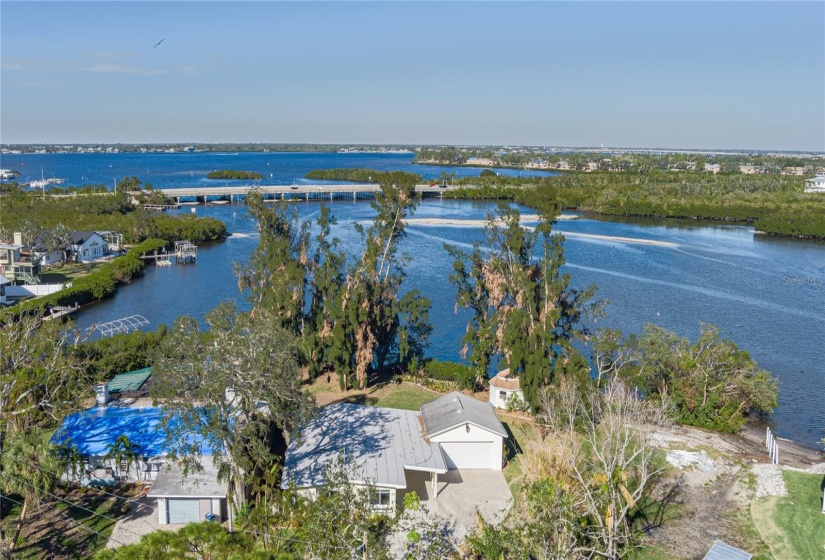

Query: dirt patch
[645,469,755,559]
[1,485,140,559]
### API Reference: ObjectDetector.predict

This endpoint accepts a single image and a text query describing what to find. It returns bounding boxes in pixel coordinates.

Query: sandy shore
[561,231,678,247]
[405,215,677,247]
[404,214,578,227]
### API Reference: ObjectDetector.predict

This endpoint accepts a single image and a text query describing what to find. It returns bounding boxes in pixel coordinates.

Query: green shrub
[422,359,477,389]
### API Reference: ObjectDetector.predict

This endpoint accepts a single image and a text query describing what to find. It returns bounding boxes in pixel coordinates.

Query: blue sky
[1,1,823,150]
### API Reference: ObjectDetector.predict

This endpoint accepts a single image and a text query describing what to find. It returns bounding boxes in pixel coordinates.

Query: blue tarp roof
[50,406,215,458]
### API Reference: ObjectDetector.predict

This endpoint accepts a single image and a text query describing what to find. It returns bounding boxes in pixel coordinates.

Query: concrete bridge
[157,183,454,203]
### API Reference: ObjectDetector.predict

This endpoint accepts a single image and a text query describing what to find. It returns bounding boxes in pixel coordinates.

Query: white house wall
[295,484,398,514]
[430,424,504,470]
[489,388,525,410]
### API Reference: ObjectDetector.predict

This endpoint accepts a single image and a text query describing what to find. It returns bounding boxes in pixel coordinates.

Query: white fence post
[765,428,780,465]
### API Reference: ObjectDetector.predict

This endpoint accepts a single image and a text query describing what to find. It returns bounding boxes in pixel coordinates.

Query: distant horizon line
[2,142,823,155]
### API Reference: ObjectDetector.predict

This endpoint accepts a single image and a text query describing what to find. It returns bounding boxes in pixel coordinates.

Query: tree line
[304,168,423,184]
[441,170,825,240]
[0,178,227,246]
[206,170,264,180]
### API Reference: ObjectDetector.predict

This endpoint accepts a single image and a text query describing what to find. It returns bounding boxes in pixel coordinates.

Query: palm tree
[105,435,142,482]
[0,430,60,554]
[55,441,83,486]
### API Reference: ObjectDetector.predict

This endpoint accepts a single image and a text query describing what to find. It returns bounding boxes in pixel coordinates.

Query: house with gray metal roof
[281,392,508,512]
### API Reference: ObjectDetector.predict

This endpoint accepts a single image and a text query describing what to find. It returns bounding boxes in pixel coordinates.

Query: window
[371,489,391,508]
[499,391,507,400]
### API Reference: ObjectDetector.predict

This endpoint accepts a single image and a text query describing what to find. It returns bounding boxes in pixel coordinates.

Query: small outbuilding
[702,540,752,560]
[488,369,525,411]
[148,460,227,525]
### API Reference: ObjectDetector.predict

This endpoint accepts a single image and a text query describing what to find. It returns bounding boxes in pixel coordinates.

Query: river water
[2,153,824,446]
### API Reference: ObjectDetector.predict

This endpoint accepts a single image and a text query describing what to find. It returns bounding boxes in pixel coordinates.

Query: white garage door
[440,442,494,470]
[167,499,201,524]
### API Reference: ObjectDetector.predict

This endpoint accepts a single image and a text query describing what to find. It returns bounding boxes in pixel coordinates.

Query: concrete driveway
[403,469,512,537]
[106,496,185,548]
[434,470,513,529]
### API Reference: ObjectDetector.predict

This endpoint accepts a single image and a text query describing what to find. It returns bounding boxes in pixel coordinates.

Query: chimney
[94,382,109,407]
[13,232,22,246]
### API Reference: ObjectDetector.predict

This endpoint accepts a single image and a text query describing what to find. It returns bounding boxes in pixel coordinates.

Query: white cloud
[81,62,168,76]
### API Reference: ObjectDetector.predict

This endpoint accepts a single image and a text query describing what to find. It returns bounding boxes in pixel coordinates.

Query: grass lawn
[772,471,825,559]
[751,470,825,560]
[373,385,439,410]
[311,377,443,412]
[40,261,105,284]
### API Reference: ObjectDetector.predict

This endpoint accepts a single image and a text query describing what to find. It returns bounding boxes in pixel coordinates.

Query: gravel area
[751,463,788,498]
[666,450,716,472]
[783,461,825,474]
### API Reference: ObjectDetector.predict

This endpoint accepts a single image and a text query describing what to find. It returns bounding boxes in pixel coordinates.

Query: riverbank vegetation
[442,171,825,240]
[0,179,227,245]
[5,238,167,317]
[592,325,778,433]
[206,170,263,180]
[305,167,422,184]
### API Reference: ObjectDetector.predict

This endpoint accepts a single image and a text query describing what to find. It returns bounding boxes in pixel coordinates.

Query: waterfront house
[0,234,41,284]
[488,369,525,411]
[804,174,825,193]
[68,231,108,262]
[281,392,507,514]
[32,233,64,267]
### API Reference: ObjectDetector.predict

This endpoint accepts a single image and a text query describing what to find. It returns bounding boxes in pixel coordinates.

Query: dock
[43,302,80,321]
[155,183,453,204]
[141,203,181,211]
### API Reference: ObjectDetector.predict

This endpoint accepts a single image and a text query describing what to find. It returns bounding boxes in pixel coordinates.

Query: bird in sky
[153,39,165,49]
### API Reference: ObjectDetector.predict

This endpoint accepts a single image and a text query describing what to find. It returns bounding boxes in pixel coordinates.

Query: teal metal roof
[107,367,151,393]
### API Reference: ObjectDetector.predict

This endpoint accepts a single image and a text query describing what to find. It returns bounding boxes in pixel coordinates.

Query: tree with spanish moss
[446,197,599,410]
[326,173,432,389]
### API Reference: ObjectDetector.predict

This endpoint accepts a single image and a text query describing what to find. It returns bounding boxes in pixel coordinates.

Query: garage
[440,442,495,470]
[148,461,227,526]
[167,498,201,524]
[421,392,509,471]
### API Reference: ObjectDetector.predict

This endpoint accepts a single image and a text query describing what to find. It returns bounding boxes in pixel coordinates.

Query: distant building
[704,163,721,174]
[68,231,108,263]
[804,174,825,193]
[32,234,64,267]
[0,233,41,285]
